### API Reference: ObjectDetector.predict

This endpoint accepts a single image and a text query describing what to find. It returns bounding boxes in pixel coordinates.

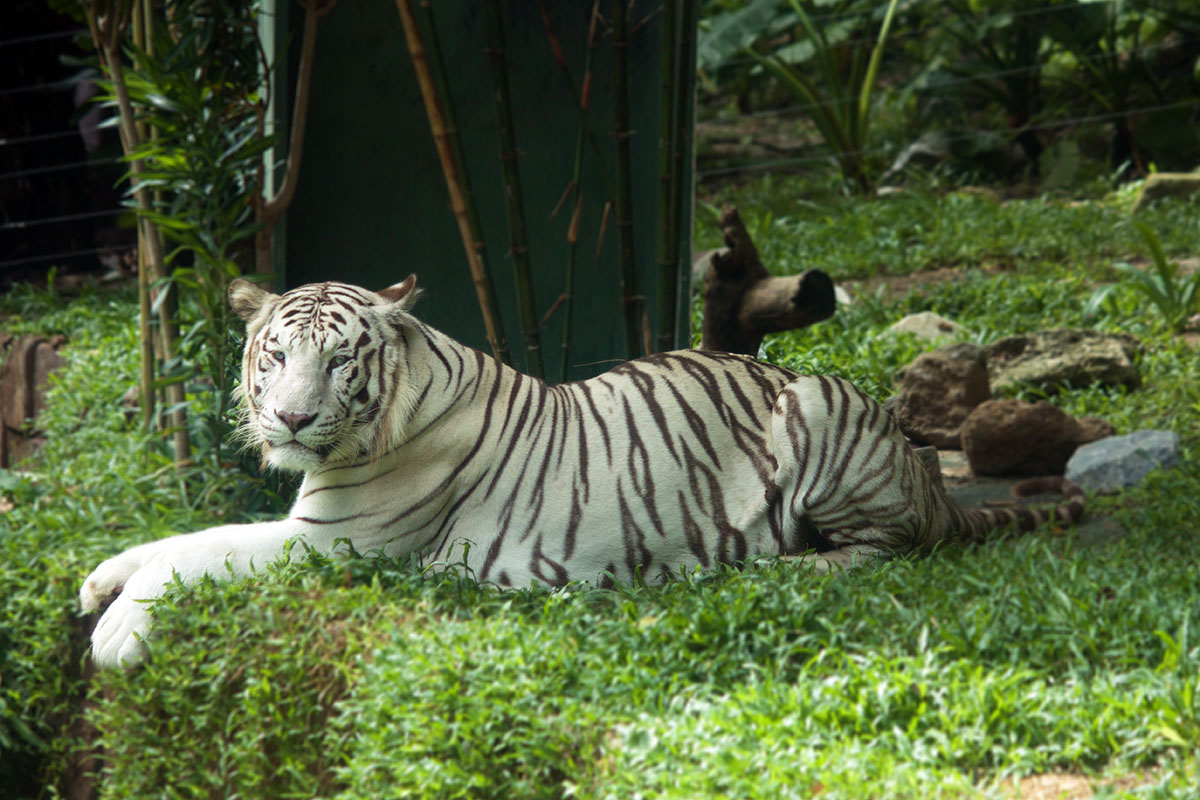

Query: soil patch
[993,769,1158,799]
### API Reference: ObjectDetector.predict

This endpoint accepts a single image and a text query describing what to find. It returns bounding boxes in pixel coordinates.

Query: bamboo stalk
[397,0,510,366]
[535,3,618,207]
[86,0,190,465]
[137,228,155,431]
[420,1,510,367]
[132,0,154,431]
[672,0,698,346]
[559,193,583,382]
[484,0,544,379]
[550,0,601,382]
[612,0,643,359]
[253,103,270,274]
[654,0,679,354]
[262,0,335,224]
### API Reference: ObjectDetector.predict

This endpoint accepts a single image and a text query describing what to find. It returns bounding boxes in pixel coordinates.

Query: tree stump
[699,206,835,355]
[0,334,66,468]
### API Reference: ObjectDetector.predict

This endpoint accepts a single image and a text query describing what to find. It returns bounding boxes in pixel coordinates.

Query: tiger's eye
[271,350,286,364]
[329,354,350,371]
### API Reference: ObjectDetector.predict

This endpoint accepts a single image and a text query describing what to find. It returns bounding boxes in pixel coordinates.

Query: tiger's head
[228,276,421,472]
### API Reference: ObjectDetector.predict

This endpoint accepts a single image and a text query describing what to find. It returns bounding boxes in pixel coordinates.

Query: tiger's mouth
[268,439,335,461]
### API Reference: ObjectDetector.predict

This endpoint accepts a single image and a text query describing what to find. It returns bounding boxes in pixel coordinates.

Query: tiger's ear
[229,278,278,322]
[376,274,421,311]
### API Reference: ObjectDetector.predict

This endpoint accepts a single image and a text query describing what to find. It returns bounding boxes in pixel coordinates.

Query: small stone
[886,311,967,342]
[961,398,1115,476]
[1065,430,1182,494]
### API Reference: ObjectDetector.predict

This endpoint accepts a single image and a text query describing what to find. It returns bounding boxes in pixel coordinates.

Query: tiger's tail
[953,476,1086,542]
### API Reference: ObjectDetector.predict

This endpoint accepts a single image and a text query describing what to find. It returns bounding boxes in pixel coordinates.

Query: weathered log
[0,334,65,468]
[700,206,835,355]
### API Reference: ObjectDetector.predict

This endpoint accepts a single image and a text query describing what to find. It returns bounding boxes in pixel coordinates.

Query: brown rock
[890,343,990,449]
[961,398,1115,476]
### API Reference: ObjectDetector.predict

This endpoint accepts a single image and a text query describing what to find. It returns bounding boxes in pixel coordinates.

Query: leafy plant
[751,0,901,193]
[1086,220,1200,331]
[1045,0,1164,175]
[922,0,1054,170]
[83,0,330,479]
[116,0,271,471]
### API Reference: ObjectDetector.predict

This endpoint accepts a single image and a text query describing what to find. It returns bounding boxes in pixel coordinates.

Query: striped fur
[80,277,1084,666]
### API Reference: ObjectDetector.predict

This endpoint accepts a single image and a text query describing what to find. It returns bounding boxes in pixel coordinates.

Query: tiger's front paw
[81,535,184,611]
[90,592,153,668]
[80,549,151,614]
[82,545,177,668]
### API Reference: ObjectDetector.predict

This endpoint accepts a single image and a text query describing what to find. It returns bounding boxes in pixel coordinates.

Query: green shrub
[0,285,283,795]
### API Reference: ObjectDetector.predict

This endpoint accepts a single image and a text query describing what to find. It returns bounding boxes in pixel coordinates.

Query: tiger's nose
[277,410,316,433]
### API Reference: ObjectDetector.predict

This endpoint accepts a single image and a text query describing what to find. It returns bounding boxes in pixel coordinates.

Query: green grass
[4,184,1200,798]
[697,177,1200,282]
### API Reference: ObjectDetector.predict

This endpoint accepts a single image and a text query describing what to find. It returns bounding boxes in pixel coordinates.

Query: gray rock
[987,329,1141,393]
[881,131,953,183]
[1131,172,1200,213]
[886,311,967,342]
[1065,430,1182,494]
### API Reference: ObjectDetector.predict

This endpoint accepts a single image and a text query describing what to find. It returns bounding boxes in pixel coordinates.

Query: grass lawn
[2,181,1199,798]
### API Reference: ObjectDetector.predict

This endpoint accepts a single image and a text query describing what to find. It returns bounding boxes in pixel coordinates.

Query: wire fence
[694,1,1199,180]
[697,100,1198,179]
[0,21,128,282]
[709,36,1195,106]
[701,0,1159,73]
[2,6,1195,274]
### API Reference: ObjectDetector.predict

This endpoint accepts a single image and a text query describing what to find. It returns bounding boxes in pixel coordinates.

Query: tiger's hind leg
[769,375,951,567]
[782,542,894,574]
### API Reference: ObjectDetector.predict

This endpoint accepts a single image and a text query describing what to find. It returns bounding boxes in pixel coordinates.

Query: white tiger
[80,276,1083,667]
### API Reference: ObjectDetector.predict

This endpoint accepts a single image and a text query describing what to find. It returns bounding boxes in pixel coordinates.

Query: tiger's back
[289,343,804,587]
[453,350,806,585]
